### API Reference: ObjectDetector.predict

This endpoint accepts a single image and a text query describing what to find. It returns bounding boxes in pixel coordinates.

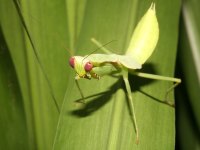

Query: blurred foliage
[0,26,29,150]
[176,0,200,149]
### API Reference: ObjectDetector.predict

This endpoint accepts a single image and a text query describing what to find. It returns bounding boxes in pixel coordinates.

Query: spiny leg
[130,71,181,106]
[122,70,139,144]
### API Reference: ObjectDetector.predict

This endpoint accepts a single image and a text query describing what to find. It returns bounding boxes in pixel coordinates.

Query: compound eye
[84,62,93,72]
[69,57,75,68]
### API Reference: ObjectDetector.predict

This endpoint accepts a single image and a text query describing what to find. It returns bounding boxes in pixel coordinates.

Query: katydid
[69,3,181,144]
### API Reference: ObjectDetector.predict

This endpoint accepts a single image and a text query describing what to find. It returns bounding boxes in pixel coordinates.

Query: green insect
[69,3,181,144]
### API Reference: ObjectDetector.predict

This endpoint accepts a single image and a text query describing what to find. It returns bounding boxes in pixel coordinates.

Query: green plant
[1,0,190,149]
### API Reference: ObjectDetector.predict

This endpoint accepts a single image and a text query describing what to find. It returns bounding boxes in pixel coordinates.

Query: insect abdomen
[126,3,159,65]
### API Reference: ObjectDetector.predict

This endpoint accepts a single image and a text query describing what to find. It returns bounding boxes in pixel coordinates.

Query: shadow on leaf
[70,80,121,117]
[69,63,174,117]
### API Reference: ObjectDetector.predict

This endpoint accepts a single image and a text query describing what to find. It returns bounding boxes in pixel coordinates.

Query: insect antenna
[52,32,74,57]
[82,39,116,61]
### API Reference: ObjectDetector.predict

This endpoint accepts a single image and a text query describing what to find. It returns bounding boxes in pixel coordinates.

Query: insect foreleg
[74,64,120,103]
[75,80,86,103]
[91,64,120,77]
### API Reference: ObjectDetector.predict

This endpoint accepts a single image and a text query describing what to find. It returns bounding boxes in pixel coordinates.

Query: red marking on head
[69,57,75,68]
[84,62,93,72]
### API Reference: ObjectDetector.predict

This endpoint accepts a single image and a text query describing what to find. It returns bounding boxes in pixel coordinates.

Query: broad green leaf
[0,0,181,149]
[54,0,181,149]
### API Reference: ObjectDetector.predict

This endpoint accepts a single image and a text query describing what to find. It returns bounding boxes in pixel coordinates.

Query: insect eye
[84,62,93,72]
[69,57,75,68]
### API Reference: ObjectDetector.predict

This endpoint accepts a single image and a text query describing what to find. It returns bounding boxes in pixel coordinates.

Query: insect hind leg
[130,71,181,106]
[164,82,181,107]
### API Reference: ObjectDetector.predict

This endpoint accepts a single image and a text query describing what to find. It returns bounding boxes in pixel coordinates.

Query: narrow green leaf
[1,0,70,149]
